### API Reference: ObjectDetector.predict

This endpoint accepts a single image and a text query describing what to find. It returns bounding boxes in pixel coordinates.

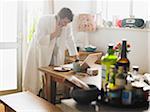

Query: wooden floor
[0,103,5,112]
[58,99,150,112]
[1,99,150,112]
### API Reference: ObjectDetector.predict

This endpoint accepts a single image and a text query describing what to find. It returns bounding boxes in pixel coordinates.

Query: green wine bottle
[101,44,118,81]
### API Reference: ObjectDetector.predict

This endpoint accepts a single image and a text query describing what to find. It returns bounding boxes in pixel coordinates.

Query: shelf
[97,26,150,32]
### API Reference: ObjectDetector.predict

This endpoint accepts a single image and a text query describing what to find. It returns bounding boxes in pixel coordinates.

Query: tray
[100,88,149,108]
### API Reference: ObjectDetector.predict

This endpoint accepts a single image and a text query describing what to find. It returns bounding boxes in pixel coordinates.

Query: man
[23,8,78,95]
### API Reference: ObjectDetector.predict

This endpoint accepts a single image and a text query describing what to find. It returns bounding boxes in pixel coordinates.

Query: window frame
[0,1,22,95]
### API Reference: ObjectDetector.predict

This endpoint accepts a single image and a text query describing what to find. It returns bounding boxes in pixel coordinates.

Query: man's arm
[66,24,78,59]
[36,16,62,45]
[50,21,63,40]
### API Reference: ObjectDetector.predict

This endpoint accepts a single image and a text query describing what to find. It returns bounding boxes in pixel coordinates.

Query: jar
[73,59,81,72]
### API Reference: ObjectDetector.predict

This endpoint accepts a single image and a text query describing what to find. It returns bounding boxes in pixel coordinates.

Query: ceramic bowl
[84,45,97,52]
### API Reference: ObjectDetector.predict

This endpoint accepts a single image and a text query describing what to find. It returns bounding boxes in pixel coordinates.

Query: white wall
[54,0,94,14]
[148,32,150,73]
[88,28,149,73]
[148,1,150,73]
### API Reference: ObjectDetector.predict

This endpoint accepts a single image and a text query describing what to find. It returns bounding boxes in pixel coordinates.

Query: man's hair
[58,8,74,22]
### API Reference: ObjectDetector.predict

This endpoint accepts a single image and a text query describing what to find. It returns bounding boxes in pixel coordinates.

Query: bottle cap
[108,43,114,49]
[122,38,127,41]
[108,43,114,47]
[132,65,139,71]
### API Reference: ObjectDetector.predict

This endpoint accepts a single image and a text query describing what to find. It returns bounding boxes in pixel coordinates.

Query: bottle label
[102,66,106,79]
[122,90,132,105]
[116,62,129,73]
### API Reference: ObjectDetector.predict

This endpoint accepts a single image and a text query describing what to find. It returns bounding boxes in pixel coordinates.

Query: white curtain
[18,0,54,86]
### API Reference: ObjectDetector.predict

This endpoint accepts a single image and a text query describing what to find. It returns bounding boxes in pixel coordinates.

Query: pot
[71,85,100,104]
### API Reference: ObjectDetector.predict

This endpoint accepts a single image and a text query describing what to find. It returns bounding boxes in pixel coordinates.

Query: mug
[73,61,81,72]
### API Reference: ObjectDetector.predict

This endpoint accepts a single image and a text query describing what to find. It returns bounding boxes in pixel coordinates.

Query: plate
[53,67,72,72]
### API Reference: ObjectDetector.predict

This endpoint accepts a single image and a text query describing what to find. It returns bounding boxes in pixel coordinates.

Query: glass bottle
[116,39,130,73]
[122,71,133,105]
[131,66,139,80]
[108,65,116,89]
[132,66,144,84]
[101,44,118,81]
[122,83,133,105]
[115,66,126,88]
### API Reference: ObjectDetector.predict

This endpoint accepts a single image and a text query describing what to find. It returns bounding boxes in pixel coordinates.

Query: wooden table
[38,64,102,104]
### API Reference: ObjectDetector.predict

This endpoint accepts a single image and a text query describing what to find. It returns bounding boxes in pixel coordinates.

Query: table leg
[50,77,56,104]
[43,74,51,102]
[44,74,57,104]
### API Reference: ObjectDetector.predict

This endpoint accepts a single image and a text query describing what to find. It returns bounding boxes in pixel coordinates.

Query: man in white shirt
[23,8,78,95]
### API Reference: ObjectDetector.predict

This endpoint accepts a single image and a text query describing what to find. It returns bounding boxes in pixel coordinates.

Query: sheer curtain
[21,0,54,83]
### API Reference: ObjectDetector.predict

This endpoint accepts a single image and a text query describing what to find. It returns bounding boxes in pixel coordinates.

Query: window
[0,1,17,42]
[107,0,130,20]
[26,1,44,41]
[133,0,148,20]
[0,0,21,92]
[25,0,51,42]
[97,0,149,22]
[0,49,17,91]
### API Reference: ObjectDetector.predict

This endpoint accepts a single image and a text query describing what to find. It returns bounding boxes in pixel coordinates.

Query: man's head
[57,8,74,27]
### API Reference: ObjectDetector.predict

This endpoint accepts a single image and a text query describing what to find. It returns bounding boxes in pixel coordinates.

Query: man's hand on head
[50,22,63,40]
